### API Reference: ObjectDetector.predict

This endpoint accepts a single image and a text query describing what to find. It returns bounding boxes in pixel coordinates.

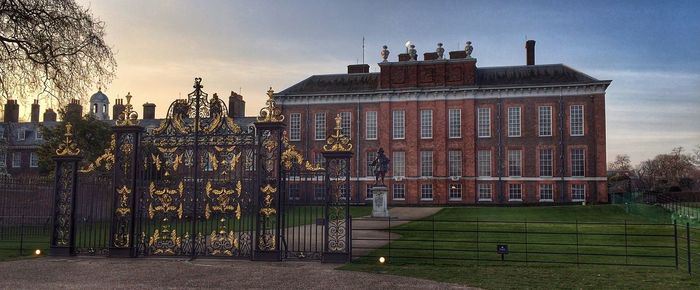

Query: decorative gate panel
[135,78,257,258]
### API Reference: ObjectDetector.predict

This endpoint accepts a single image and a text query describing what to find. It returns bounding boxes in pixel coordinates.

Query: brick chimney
[143,102,156,120]
[64,99,83,120]
[31,100,40,123]
[3,100,19,123]
[112,99,125,120]
[43,108,57,122]
[347,64,370,74]
[526,40,536,65]
[228,91,245,118]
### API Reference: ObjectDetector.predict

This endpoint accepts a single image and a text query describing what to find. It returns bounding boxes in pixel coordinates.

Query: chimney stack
[31,100,40,123]
[143,102,156,119]
[526,40,536,66]
[3,100,19,123]
[43,109,57,122]
[228,91,246,118]
[64,98,83,120]
[347,64,370,74]
[113,99,125,120]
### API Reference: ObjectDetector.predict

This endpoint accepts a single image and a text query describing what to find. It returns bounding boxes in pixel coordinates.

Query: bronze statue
[370,148,390,186]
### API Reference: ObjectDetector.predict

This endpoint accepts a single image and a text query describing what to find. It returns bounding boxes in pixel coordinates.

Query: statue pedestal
[371,186,390,218]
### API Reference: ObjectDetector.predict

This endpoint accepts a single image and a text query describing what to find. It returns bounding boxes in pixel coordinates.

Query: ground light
[34,249,41,255]
[379,257,386,264]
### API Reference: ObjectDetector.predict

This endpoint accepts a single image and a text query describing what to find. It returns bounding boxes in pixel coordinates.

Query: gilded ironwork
[322,114,352,152]
[80,134,116,173]
[204,181,241,220]
[116,92,140,126]
[54,162,75,246]
[55,122,81,156]
[208,219,239,256]
[148,181,184,219]
[259,184,277,217]
[115,185,131,216]
[148,221,182,255]
[327,206,347,252]
[256,87,284,123]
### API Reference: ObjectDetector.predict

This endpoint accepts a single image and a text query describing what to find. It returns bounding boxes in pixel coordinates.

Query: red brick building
[276,40,610,205]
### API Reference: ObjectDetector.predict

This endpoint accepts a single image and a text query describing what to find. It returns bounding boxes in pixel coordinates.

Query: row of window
[0,152,39,168]
[365,148,586,177]
[288,105,585,142]
[385,183,586,202]
[0,129,43,141]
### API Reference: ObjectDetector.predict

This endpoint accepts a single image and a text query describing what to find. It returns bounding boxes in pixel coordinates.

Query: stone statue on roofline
[371,147,390,186]
[436,43,445,60]
[465,41,474,58]
[381,45,390,62]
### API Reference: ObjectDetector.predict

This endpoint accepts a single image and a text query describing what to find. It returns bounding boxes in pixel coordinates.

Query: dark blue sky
[78,0,699,163]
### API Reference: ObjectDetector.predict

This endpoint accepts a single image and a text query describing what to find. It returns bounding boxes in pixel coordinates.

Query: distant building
[276,40,611,205]
[0,91,250,176]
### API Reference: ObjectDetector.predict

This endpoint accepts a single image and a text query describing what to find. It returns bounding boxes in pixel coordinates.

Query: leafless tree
[608,154,632,171]
[634,147,697,192]
[0,0,115,107]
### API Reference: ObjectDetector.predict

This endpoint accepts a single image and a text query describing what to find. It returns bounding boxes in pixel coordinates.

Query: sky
[59,0,700,164]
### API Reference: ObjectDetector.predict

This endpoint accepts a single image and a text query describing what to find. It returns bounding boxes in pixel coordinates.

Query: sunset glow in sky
[62,0,699,163]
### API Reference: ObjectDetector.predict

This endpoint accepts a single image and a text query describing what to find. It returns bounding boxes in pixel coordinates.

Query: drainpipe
[497,99,503,203]
[559,88,566,203]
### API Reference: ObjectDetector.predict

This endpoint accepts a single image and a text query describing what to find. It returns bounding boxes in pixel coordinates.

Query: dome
[89,89,109,104]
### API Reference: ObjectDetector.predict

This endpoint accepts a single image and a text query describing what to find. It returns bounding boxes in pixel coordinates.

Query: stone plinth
[371,186,390,218]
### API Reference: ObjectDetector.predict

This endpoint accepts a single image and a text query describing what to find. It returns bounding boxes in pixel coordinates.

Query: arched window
[93,104,97,113]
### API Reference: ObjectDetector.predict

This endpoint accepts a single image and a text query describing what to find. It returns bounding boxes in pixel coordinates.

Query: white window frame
[538,106,552,137]
[508,107,521,137]
[392,110,405,140]
[539,184,554,202]
[12,152,21,168]
[448,108,461,138]
[508,184,523,201]
[0,152,6,166]
[365,111,377,140]
[420,183,433,201]
[570,105,584,136]
[288,183,301,200]
[572,184,586,202]
[17,129,25,141]
[393,183,406,200]
[29,152,38,168]
[448,150,462,177]
[289,113,301,141]
[366,184,373,200]
[508,149,522,177]
[420,151,433,177]
[314,112,326,140]
[340,111,352,136]
[478,183,492,201]
[393,151,405,177]
[571,148,585,177]
[35,129,43,140]
[539,148,553,177]
[420,109,433,139]
[449,184,462,201]
[477,108,490,138]
[477,150,491,177]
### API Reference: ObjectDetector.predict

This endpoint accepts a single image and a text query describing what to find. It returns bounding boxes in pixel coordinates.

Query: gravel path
[0,257,475,289]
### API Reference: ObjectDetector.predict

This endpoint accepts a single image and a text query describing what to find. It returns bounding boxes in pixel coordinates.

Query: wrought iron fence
[0,176,53,258]
[612,191,700,225]
[352,217,700,274]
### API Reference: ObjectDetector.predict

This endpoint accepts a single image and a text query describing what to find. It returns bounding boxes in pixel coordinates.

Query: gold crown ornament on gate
[55,122,81,156]
[256,87,284,123]
[322,114,352,152]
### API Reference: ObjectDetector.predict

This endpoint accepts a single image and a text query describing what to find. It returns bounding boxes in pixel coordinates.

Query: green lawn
[342,204,700,289]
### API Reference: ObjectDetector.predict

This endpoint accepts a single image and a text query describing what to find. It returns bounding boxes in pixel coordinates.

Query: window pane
[449,184,462,200]
[290,113,301,141]
[392,110,405,139]
[366,111,377,140]
[540,184,553,201]
[572,184,586,201]
[448,109,461,138]
[508,107,521,137]
[393,183,405,199]
[315,112,326,140]
[477,108,490,137]
[539,149,553,177]
[539,106,552,136]
[448,150,462,177]
[508,150,522,177]
[570,105,584,136]
[420,110,433,139]
[571,148,585,177]
[509,184,522,201]
[478,150,491,177]
[421,151,433,176]
[421,184,433,200]
[393,151,405,177]
[366,151,377,176]
[340,112,351,136]
[478,184,492,201]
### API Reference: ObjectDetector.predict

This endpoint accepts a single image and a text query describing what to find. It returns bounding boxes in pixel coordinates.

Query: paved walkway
[352,207,442,256]
[0,257,475,289]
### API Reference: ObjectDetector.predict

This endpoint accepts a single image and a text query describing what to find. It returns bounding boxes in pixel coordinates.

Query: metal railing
[352,217,700,274]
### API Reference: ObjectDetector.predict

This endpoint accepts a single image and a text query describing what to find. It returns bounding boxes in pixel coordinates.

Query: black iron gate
[48,78,352,263]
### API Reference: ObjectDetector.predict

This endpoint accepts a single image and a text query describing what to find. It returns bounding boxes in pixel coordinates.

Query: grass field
[342,204,700,289]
